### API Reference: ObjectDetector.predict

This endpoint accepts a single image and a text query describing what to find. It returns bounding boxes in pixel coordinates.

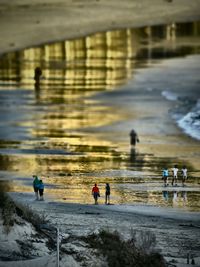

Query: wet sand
[0,0,200,55]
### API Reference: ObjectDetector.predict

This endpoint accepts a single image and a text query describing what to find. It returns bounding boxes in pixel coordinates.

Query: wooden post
[57,227,60,267]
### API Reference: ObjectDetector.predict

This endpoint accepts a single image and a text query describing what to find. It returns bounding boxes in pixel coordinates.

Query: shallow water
[0,21,200,211]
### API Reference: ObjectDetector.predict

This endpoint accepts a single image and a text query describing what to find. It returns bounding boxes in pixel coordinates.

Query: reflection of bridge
[0,21,199,93]
[0,29,140,92]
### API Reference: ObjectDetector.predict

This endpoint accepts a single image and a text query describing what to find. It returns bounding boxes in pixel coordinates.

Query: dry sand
[0,0,200,55]
[1,192,199,267]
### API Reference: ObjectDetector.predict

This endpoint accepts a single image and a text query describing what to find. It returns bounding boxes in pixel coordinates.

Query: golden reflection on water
[0,22,200,210]
[0,29,139,90]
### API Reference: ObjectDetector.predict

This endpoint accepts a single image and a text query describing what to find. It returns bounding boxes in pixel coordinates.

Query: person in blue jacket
[162,167,169,187]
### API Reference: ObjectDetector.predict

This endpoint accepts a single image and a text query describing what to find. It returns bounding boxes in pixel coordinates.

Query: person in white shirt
[172,165,178,186]
[181,165,188,187]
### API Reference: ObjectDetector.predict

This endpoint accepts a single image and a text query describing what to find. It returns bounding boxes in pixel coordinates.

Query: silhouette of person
[38,179,44,201]
[129,129,139,147]
[105,183,110,205]
[33,175,40,200]
[34,67,42,85]
[34,67,42,100]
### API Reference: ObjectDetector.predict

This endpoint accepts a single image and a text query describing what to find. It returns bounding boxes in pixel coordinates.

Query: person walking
[92,183,100,205]
[172,164,178,186]
[181,165,188,187]
[38,180,44,201]
[162,167,169,187]
[129,129,139,147]
[33,175,40,200]
[105,183,110,205]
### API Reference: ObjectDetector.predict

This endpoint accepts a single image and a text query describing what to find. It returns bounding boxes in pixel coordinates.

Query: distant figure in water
[34,67,42,85]
[92,183,100,205]
[105,183,110,205]
[181,165,188,187]
[38,180,44,201]
[172,164,178,186]
[33,175,40,200]
[129,129,139,147]
[34,67,42,100]
[162,167,169,187]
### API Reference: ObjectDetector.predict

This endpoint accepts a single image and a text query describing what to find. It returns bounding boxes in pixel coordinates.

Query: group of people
[33,175,110,205]
[33,175,44,201]
[92,183,110,205]
[162,165,188,187]
[31,130,188,203]
[32,169,188,204]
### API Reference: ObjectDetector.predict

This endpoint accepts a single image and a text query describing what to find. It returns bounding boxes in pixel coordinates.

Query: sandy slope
[2,192,199,267]
[0,0,200,55]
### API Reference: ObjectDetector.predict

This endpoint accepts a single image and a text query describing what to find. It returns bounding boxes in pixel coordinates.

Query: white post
[57,227,60,267]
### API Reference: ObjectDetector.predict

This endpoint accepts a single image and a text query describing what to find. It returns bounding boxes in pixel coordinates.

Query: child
[38,180,44,201]
[162,167,169,187]
[172,164,178,186]
[181,166,188,187]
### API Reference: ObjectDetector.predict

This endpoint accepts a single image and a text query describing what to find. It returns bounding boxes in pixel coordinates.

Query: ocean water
[160,56,200,141]
[0,21,200,211]
[178,100,200,141]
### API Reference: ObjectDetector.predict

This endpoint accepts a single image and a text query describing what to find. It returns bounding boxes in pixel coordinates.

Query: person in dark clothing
[129,129,139,146]
[34,67,42,84]
[38,179,44,201]
[105,183,110,205]
[34,67,42,100]
[33,175,40,200]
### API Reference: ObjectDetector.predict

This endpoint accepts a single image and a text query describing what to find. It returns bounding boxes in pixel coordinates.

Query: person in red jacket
[92,183,100,205]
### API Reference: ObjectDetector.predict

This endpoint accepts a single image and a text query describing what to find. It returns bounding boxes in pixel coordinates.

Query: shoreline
[0,0,200,55]
[9,192,200,222]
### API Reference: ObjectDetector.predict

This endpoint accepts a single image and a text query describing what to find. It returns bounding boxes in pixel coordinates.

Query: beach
[0,0,200,266]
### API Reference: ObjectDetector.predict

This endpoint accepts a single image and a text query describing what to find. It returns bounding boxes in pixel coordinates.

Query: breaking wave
[162,90,200,141]
[177,100,200,140]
